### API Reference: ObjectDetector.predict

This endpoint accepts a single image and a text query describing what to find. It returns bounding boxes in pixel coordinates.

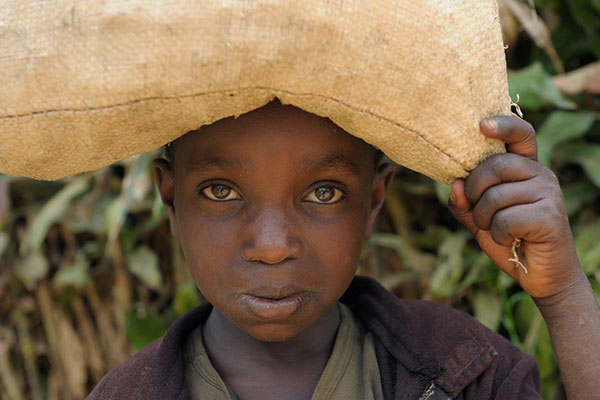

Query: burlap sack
[0,0,510,183]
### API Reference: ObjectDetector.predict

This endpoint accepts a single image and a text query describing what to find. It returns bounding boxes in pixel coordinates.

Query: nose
[241,206,302,264]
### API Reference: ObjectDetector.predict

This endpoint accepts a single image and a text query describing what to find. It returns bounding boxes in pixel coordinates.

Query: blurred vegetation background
[1,0,599,399]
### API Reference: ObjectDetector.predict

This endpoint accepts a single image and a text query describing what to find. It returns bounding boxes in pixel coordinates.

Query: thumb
[449,179,479,237]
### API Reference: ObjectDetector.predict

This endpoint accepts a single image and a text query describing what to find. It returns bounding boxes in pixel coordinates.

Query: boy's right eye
[200,184,242,201]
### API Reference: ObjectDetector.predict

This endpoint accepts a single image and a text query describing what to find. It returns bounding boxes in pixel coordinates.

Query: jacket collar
[340,276,498,398]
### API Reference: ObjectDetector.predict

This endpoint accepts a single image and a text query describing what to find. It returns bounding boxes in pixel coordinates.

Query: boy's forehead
[172,102,375,170]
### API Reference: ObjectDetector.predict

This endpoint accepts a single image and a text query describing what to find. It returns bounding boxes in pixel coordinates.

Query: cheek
[306,205,369,288]
[175,207,240,297]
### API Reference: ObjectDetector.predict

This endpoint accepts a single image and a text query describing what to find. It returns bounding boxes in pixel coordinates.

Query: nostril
[242,243,300,265]
[241,236,302,265]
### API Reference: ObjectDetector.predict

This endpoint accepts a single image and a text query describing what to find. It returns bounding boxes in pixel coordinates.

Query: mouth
[238,287,311,321]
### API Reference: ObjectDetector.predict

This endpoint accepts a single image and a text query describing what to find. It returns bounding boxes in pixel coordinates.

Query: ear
[365,163,396,239]
[152,158,178,237]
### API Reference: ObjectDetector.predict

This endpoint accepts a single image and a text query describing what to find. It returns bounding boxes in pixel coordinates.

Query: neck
[203,304,340,363]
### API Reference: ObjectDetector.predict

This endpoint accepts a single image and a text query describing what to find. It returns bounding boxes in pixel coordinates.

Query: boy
[87,101,600,399]
[2,1,599,398]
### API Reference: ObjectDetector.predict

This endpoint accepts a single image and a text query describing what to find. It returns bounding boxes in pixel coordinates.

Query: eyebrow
[182,153,359,175]
[302,155,360,175]
[183,155,244,173]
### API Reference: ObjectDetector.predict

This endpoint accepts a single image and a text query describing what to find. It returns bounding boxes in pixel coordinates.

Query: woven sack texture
[0,0,510,183]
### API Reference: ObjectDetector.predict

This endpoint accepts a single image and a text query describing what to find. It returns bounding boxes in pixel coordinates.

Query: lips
[244,286,303,300]
[237,286,311,320]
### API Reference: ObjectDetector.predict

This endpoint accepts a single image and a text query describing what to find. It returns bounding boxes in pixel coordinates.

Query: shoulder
[86,304,212,400]
[343,276,540,398]
[87,340,161,399]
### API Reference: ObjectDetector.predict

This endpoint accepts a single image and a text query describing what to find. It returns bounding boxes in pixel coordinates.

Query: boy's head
[153,100,395,342]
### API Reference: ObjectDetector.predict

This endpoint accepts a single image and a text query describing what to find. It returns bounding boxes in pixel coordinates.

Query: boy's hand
[449,116,584,300]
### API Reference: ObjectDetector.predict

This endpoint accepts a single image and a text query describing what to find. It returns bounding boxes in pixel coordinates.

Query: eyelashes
[303,186,345,204]
[200,184,242,201]
[199,183,346,204]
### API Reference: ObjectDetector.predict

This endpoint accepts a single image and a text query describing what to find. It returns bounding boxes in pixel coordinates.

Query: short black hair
[164,142,175,163]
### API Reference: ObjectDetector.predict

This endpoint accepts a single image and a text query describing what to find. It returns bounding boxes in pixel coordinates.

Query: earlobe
[365,163,396,239]
[152,158,178,237]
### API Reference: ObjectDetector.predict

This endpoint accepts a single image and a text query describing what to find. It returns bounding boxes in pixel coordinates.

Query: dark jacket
[87,276,541,400]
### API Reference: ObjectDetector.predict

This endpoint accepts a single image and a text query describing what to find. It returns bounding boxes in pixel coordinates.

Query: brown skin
[155,102,600,399]
[450,116,600,400]
[153,101,395,400]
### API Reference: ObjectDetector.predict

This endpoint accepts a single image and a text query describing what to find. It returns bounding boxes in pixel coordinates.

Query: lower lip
[239,292,308,320]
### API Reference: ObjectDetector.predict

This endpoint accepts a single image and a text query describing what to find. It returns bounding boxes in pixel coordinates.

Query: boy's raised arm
[448,116,600,400]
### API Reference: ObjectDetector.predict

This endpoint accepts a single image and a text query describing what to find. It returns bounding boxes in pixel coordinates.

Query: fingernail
[449,190,457,205]
[483,119,498,132]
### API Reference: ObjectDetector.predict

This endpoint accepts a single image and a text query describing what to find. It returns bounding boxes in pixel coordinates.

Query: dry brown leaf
[499,2,520,50]
[552,61,600,96]
[15,312,44,400]
[47,367,62,400]
[85,284,132,368]
[55,311,87,399]
[0,178,9,227]
[0,327,25,400]
[72,296,105,382]
[499,0,564,73]
[35,283,69,399]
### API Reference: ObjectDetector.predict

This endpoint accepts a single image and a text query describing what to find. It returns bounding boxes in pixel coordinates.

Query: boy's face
[154,102,394,342]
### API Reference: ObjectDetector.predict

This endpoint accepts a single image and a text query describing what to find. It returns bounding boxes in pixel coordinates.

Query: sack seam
[1,87,467,172]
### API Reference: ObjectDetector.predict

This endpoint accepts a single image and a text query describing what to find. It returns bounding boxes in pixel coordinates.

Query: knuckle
[538,170,562,197]
[464,174,480,204]
[547,170,560,186]
[524,121,536,138]
[486,154,506,176]
[486,186,505,209]
[491,209,511,235]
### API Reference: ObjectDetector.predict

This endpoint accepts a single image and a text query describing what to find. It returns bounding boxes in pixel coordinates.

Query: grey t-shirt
[183,303,384,399]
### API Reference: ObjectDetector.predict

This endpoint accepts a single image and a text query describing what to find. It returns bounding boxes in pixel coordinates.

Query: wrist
[533,270,594,318]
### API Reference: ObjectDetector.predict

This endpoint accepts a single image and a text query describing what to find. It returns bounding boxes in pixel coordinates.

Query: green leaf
[473,291,502,331]
[555,143,600,187]
[105,153,155,251]
[0,232,8,256]
[575,221,600,274]
[65,192,115,234]
[536,111,596,166]
[126,245,162,290]
[508,62,575,110]
[434,181,451,205]
[430,232,470,298]
[54,252,90,290]
[562,181,599,216]
[172,279,201,316]
[13,252,49,290]
[19,177,90,255]
[125,309,169,351]
[514,294,538,341]
[569,0,600,57]
[368,233,436,272]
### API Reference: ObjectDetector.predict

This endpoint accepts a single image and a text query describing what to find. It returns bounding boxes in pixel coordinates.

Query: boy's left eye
[200,184,242,201]
[304,186,344,204]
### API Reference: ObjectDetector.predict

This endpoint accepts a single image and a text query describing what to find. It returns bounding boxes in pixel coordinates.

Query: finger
[489,200,560,247]
[480,116,538,161]
[472,178,544,231]
[465,153,543,204]
[449,179,479,237]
